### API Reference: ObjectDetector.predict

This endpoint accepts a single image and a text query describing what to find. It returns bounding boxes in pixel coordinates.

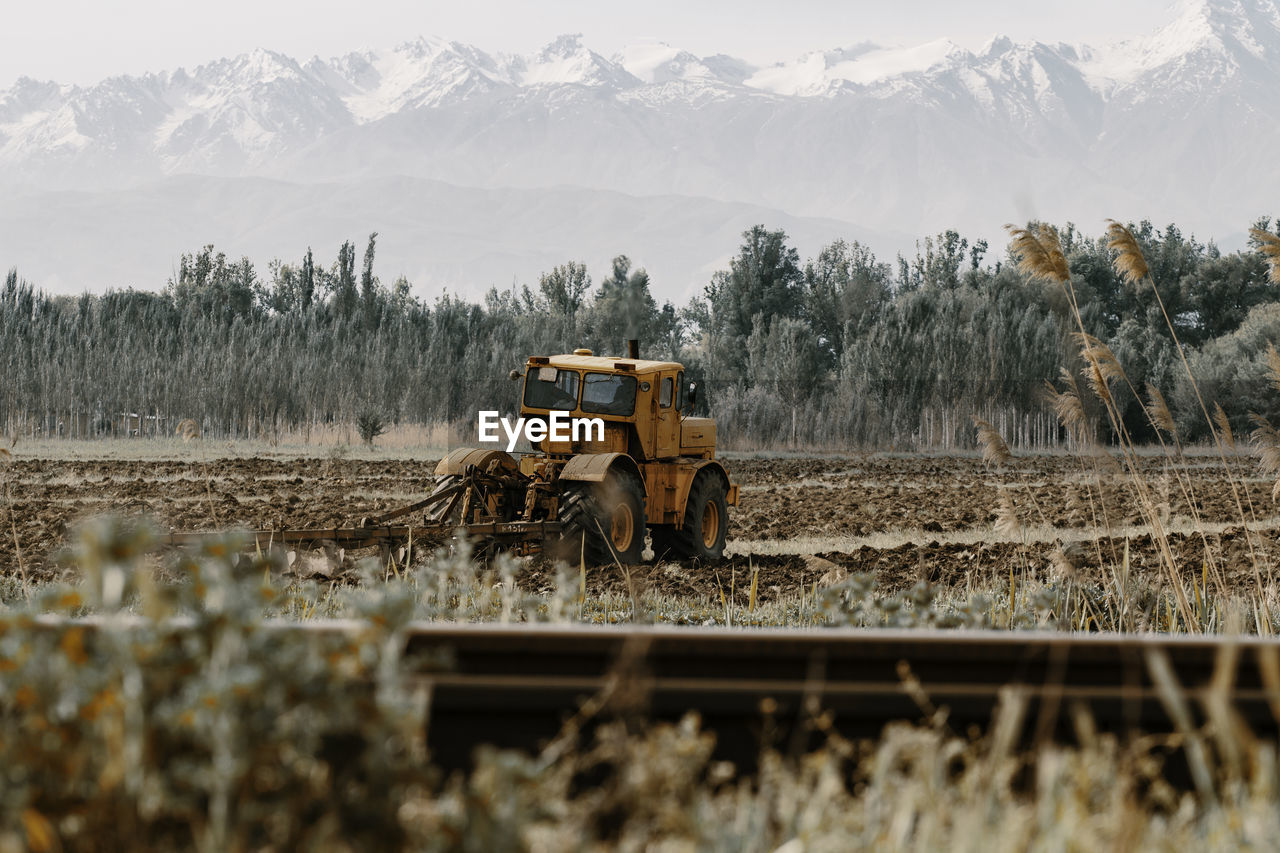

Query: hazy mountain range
[2,0,1278,300]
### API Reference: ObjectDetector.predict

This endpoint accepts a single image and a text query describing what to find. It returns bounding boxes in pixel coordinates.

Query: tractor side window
[676,372,684,410]
[523,368,580,411]
[659,376,673,408]
[581,373,637,416]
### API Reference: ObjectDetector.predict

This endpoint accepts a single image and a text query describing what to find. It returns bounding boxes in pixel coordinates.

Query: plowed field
[5,450,1279,602]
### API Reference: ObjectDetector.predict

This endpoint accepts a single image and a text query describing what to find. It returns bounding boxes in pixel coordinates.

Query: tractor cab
[519,347,703,462]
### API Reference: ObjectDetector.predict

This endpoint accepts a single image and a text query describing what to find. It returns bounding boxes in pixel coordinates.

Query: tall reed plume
[1008,221,1212,628]
[974,418,1013,467]
[1250,227,1280,284]
[1107,219,1266,608]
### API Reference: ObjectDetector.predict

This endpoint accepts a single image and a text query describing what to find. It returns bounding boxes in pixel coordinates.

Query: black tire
[557,471,646,565]
[426,475,464,525]
[650,473,728,563]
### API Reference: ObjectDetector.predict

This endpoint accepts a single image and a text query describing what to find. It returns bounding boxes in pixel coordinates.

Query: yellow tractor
[164,341,737,566]
[427,340,739,563]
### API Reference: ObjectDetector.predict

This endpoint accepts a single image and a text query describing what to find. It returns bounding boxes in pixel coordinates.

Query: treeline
[4,220,1280,449]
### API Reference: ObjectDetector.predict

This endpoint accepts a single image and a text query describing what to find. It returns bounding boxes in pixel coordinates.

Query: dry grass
[974,418,1013,467]
[0,444,23,591]
[1251,226,1280,284]
[1105,218,1151,283]
[1250,415,1280,502]
[11,423,451,462]
[1043,369,1089,446]
[2,521,1280,849]
[997,215,1280,633]
[1266,342,1280,395]
[175,417,199,442]
[1005,223,1070,283]
[1146,382,1178,442]
[1214,402,1236,450]
[1009,220,1233,631]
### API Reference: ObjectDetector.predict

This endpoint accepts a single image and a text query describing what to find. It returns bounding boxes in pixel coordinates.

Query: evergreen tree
[301,248,316,310]
[586,255,660,355]
[4,220,1279,449]
[331,241,357,318]
[704,226,803,376]
[537,261,592,336]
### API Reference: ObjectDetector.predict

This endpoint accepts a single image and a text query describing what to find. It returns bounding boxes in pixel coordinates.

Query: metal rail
[20,616,1280,771]
[397,624,1280,769]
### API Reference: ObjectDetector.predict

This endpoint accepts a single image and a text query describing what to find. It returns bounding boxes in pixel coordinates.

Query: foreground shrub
[3,517,1280,850]
[0,518,429,851]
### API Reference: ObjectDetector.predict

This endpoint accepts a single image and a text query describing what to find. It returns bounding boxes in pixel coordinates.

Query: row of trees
[3,219,1280,448]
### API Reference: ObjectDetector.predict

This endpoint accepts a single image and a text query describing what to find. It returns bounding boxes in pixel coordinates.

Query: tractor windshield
[581,372,637,416]
[523,367,580,411]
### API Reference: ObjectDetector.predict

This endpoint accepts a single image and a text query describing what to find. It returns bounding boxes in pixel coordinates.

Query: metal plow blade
[160,463,561,559]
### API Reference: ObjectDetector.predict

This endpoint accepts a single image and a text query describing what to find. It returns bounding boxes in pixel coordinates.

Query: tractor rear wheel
[651,472,728,563]
[557,470,646,565]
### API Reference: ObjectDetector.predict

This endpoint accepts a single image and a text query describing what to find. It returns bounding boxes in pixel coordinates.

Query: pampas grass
[1146,383,1178,444]
[1250,414,1280,502]
[974,418,1013,467]
[1104,219,1225,451]
[0,436,22,589]
[1265,343,1280,396]
[1100,219,1267,618]
[1105,219,1151,284]
[1250,227,1280,284]
[1043,369,1090,446]
[1213,403,1236,451]
[175,418,200,443]
[994,488,1021,538]
[1075,333,1130,404]
[1005,224,1071,283]
[1009,220,1214,630]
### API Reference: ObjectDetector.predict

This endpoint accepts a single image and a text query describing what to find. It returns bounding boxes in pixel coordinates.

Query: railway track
[405,624,1280,770]
[24,616,1280,771]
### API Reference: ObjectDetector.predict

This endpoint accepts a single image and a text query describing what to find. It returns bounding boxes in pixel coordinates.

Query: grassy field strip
[8,470,427,485]
[737,473,1277,492]
[4,438,450,461]
[30,492,429,508]
[727,515,1280,555]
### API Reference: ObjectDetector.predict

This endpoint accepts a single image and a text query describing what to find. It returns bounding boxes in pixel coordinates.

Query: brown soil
[730,454,1274,539]
[4,451,1278,604]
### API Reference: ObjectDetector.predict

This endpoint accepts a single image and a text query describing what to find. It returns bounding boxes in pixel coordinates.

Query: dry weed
[1251,226,1280,284]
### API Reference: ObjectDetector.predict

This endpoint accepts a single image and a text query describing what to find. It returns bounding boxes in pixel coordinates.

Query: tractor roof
[533,353,683,373]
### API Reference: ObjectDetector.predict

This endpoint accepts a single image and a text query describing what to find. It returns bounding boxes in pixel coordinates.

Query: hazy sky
[2,0,1177,88]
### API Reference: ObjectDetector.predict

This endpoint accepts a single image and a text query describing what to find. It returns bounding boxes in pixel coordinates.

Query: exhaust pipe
[626,339,639,359]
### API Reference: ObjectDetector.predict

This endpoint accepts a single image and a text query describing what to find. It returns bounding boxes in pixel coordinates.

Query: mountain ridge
[1,0,1277,298]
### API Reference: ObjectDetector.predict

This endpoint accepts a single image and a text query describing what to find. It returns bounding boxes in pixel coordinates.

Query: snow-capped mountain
[2,0,1279,298]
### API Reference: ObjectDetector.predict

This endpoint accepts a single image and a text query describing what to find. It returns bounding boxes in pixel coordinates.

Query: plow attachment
[162,521,561,552]
[161,462,563,560]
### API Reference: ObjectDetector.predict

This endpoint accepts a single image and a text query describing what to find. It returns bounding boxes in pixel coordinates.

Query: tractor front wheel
[651,472,728,563]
